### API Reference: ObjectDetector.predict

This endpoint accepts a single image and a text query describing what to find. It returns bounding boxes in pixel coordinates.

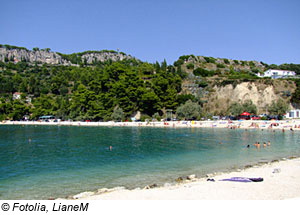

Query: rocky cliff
[200,79,296,115]
[0,45,135,65]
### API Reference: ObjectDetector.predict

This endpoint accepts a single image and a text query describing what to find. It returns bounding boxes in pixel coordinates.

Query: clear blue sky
[1,0,299,65]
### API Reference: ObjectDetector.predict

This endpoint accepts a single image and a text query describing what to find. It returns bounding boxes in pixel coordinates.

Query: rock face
[0,48,66,65]
[81,52,131,64]
[0,47,135,65]
[204,80,296,114]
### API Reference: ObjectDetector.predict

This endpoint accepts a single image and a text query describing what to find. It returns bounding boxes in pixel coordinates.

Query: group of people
[247,141,271,148]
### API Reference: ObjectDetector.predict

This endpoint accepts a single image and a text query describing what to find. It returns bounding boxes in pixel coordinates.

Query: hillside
[0,44,300,121]
[175,55,299,114]
[0,44,136,66]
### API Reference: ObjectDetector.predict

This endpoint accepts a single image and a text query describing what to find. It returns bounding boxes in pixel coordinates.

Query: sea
[0,125,299,199]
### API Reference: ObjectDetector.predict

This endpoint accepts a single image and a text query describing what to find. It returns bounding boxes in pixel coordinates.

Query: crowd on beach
[1,119,300,132]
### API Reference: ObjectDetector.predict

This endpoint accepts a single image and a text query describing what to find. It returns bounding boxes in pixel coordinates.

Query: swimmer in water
[247,145,250,148]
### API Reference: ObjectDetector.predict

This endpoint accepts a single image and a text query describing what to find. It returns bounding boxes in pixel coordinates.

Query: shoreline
[66,156,300,200]
[2,119,300,131]
[2,120,300,200]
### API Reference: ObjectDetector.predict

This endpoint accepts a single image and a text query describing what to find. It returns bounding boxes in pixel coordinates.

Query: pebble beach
[70,157,300,200]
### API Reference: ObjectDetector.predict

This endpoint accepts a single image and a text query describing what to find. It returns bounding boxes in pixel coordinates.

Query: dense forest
[0,44,300,121]
[0,57,185,121]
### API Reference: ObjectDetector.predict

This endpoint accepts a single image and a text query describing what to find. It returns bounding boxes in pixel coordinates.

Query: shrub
[174,59,184,67]
[177,94,196,105]
[152,112,161,121]
[233,60,239,65]
[223,59,230,64]
[186,63,194,69]
[249,61,255,67]
[111,107,124,122]
[176,100,202,120]
[193,68,215,77]
[140,114,151,122]
[217,63,225,68]
[204,57,216,64]
[196,80,208,88]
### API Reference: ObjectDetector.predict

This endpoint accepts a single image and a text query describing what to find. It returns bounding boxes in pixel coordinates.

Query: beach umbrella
[240,112,251,116]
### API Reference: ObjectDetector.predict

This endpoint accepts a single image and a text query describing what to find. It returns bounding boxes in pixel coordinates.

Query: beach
[2,119,300,131]
[71,157,300,200]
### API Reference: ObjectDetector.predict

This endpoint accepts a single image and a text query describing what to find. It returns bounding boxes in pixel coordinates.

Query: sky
[1,0,299,65]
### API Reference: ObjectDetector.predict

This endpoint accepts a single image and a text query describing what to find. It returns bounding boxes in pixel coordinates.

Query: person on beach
[268,141,271,146]
[263,142,267,148]
[109,146,112,151]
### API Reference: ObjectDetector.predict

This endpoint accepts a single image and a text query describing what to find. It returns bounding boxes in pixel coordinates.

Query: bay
[0,125,299,199]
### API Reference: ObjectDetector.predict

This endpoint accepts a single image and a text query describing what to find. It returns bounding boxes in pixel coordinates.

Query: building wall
[285,109,300,119]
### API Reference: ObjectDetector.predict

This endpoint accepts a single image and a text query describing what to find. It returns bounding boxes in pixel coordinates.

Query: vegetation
[223,59,230,64]
[0,44,28,51]
[193,68,215,77]
[186,63,194,69]
[291,79,300,107]
[0,58,182,121]
[227,100,257,116]
[267,99,290,117]
[1,44,299,121]
[204,57,216,64]
[176,100,202,120]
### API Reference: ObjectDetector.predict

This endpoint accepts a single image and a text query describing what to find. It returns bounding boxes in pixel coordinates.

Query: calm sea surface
[0,125,299,199]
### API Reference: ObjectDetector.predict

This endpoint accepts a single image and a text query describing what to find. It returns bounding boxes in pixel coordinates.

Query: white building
[285,109,300,119]
[258,69,296,79]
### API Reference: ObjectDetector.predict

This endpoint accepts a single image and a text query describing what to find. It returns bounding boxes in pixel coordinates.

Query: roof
[266,69,295,73]
[39,115,54,119]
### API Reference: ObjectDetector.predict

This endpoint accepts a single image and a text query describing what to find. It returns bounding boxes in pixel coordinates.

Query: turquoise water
[0,125,299,199]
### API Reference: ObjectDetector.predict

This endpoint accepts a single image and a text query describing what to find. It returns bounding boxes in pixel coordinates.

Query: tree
[176,100,202,120]
[139,89,161,116]
[228,100,257,116]
[291,80,300,107]
[111,106,124,121]
[9,100,29,120]
[228,102,243,116]
[242,100,257,115]
[267,99,289,116]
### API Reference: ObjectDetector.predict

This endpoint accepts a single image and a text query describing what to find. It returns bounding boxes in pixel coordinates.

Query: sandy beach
[70,157,300,200]
[2,119,300,131]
